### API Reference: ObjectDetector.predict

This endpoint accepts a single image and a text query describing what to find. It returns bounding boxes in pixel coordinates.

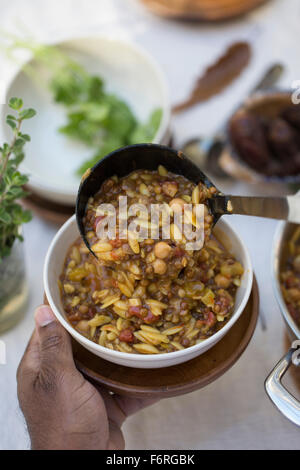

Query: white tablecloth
[0,0,300,450]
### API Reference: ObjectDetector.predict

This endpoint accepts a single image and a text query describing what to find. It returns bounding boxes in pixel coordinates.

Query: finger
[94,386,158,425]
[96,387,127,427]
[17,329,40,388]
[94,388,126,450]
[113,395,159,418]
[34,305,75,378]
[107,420,125,450]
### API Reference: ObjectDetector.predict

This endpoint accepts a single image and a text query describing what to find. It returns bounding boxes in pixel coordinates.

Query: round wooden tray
[140,0,269,21]
[22,188,74,226]
[70,276,259,398]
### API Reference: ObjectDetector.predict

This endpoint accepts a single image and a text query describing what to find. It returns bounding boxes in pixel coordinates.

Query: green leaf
[76,133,124,176]
[9,97,23,110]
[20,134,31,142]
[12,172,28,186]
[20,209,32,223]
[81,102,110,122]
[0,210,11,224]
[12,152,25,166]
[100,95,136,139]
[14,138,26,148]
[6,118,16,130]
[49,65,87,106]
[129,108,162,144]
[19,108,36,120]
[87,76,104,102]
[7,187,26,199]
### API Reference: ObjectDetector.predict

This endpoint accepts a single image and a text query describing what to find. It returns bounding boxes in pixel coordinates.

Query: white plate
[2,36,170,205]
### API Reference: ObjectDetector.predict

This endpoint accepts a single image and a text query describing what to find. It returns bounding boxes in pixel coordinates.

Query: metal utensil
[209,193,300,225]
[266,221,300,426]
[76,144,300,257]
[265,345,300,426]
[182,63,284,178]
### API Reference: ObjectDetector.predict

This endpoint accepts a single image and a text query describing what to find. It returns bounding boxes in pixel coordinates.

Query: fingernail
[35,306,56,327]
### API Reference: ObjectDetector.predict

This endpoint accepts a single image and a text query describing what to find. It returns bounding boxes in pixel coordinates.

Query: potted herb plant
[0,98,36,333]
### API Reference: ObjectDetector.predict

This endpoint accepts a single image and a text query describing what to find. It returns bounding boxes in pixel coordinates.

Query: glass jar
[0,238,28,334]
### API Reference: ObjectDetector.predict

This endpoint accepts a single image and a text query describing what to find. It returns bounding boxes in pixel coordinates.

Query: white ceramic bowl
[44,215,253,369]
[2,36,170,205]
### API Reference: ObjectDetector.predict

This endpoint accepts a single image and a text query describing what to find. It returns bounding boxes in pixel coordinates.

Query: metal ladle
[76,144,300,257]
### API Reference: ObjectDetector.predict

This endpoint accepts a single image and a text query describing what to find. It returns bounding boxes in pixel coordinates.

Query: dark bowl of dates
[221,90,300,184]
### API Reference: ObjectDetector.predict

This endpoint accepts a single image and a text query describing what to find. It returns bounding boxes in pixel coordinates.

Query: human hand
[17,305,156,450]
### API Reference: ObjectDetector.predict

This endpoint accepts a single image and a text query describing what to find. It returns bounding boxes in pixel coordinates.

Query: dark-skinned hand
[17,305,156,450]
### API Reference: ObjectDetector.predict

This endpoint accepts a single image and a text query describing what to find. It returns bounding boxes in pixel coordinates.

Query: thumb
[35,305,75,375]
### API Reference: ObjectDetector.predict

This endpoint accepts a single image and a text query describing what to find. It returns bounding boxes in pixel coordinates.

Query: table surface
[0,0,300,450]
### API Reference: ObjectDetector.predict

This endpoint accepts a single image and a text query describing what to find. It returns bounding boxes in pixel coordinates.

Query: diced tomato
[68,313,80,322]
[144,310,158,324]
[286,276,297,288]
[111,250,120,261]
[174,247,185,258]
[128,306,142,316]
[110,238,123,248]
[119,328,134,343]
[127,306,157,324]
[205,311,216,328]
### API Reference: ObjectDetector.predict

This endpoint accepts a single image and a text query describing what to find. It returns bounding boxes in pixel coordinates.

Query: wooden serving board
[140,0,269,21]
[70,276,259,398]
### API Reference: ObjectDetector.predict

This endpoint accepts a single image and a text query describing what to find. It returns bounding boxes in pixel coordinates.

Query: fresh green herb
[6,40,162,175]
[0,97,36,260]
[129,108,163,144]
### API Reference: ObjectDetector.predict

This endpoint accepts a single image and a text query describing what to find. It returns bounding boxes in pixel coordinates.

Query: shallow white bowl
[44,215,253,369]
[2,36,170,205]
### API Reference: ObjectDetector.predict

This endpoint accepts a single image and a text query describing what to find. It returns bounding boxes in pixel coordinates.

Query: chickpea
[76,320,90,333]
[169,198,185,212]
[153,259,167,275]
[79,305,89,314]
[215,274,231,288]
[154,242,171,259]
